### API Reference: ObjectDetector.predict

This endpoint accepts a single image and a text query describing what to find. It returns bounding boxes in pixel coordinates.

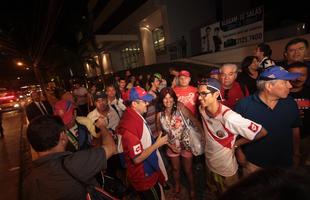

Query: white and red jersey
[199,103,262,177]
[174,86,198,115]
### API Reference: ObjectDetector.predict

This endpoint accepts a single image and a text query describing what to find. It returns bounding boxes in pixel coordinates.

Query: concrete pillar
[101,53,113,74]
[140,27,156,65]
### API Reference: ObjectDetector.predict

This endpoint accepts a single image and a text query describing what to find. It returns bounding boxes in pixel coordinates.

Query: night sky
[0,0,87,86]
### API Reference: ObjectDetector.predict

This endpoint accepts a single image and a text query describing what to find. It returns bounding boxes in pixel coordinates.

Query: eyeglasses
[198,91,212,97]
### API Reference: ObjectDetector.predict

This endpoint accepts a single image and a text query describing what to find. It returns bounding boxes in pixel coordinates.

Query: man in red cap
[54,100,91,152]
[117,86,168,199]
[173,70,198,115]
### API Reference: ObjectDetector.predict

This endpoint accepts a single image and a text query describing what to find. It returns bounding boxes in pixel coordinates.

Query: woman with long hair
[156,87,203,200]
[238,56,260,94]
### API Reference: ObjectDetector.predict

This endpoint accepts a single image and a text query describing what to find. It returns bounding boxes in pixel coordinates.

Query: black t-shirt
[237,72,258,95]
[235,94,300,167]
[22,148,106,200]
[290,86,310,138]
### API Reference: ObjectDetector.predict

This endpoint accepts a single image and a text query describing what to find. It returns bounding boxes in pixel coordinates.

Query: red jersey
[117,108,166,191]
[220,82,248,109]
[173,86,198,115]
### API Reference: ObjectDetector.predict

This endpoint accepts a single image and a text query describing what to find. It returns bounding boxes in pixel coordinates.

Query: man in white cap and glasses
[235,66,302,176]
[197,78,267,193]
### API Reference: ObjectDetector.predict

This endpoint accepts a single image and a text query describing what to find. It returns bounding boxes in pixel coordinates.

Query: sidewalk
[0,111,25,200]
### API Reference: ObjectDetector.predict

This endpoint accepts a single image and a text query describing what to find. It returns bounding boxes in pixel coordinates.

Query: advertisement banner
[201,6,264,53]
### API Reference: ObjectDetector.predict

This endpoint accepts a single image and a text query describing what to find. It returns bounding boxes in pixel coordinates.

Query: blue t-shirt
[235,93,300,167]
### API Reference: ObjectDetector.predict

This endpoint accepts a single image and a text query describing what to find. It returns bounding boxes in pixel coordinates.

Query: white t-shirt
[87,107,123,153]
[199,104,262,177]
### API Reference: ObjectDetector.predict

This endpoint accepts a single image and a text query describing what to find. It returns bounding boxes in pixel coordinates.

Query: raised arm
[95,118,117,159]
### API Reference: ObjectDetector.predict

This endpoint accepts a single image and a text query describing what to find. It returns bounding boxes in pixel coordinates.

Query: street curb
[18,110,31,200]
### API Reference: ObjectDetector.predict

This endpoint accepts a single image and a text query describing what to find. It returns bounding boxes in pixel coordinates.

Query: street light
[17,61,23,66]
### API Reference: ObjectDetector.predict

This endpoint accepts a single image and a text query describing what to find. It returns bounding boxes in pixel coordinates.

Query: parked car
[0,88,22,112]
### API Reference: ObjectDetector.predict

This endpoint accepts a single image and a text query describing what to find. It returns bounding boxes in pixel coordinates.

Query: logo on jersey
[177,92,196,106]
[133,144,142,155]
[216,130,226,138]
[248,122,259,132]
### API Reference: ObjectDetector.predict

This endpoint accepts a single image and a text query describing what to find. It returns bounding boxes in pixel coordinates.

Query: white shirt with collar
[87,107,120,131]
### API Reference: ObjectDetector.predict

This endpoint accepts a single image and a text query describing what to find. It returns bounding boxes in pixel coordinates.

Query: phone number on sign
[235,33,262,45]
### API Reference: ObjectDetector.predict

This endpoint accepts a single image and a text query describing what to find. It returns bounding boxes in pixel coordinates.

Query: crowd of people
[22,37,310,200]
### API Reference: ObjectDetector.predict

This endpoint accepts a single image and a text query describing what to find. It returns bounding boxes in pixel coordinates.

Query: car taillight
[0,95,16,100]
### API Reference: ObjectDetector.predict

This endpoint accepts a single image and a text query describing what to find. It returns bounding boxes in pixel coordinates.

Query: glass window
[152,27,165,55]
[121,44,141,69]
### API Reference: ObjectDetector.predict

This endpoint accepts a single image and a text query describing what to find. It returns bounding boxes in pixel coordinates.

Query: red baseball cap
[178,70,191,77]
[54,100,75,125]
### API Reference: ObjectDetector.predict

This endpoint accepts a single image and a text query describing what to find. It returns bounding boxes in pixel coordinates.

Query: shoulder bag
[179,109,205,156]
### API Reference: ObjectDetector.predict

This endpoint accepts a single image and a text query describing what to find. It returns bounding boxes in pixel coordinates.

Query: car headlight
[14,104,20,108]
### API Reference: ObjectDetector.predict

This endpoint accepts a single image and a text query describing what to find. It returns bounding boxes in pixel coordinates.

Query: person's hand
[235,147,248,167]
[95,116,108,130]
[155,132,168,148]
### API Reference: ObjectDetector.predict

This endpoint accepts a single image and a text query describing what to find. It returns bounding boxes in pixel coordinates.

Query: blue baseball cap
[258,66,301,81]
[129,86,154,102]
[210,69,220,75]
[197,78,221,92]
